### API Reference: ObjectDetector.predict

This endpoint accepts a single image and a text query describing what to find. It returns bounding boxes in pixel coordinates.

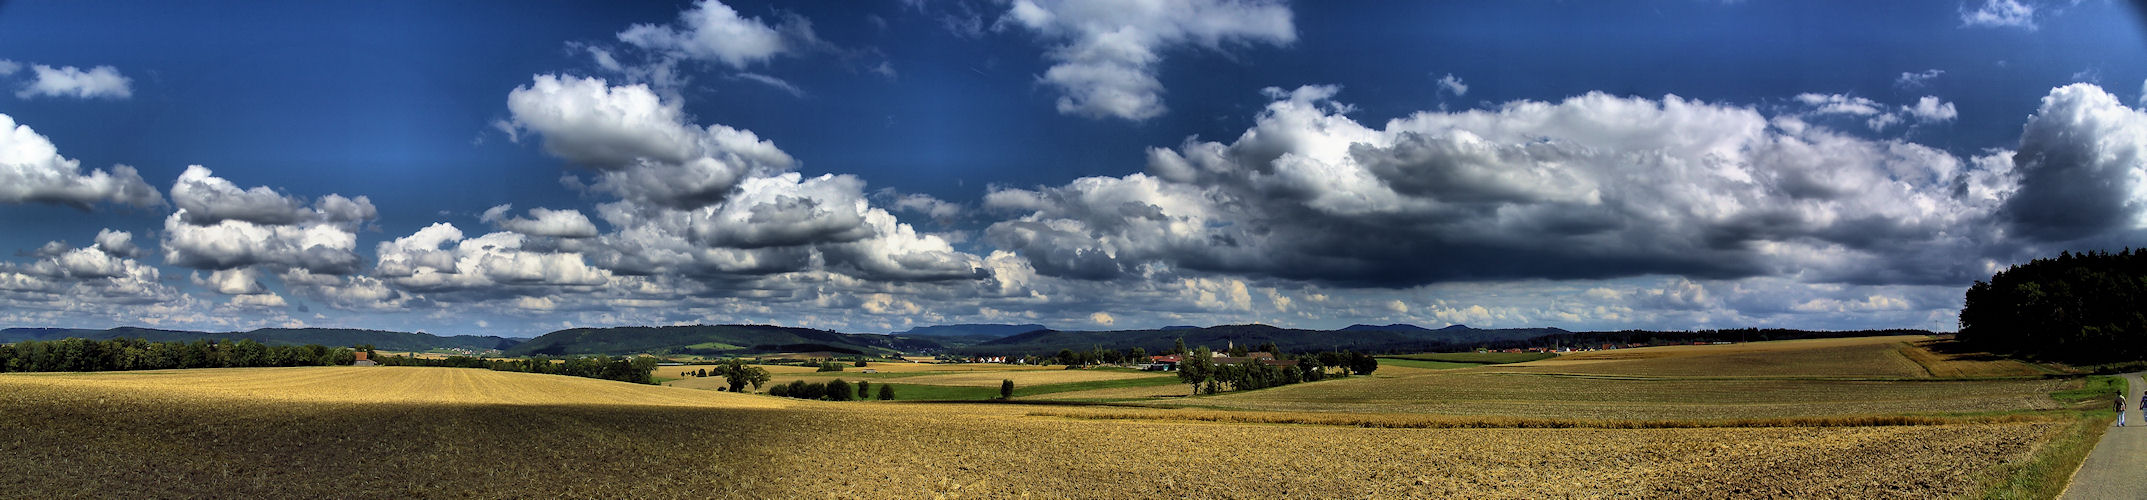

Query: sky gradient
[1,0,2144,336]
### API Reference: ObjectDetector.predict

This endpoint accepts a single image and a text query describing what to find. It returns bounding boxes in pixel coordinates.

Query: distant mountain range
[894,324,1050,339]
[503,324,947,357]
[0,327,522,352]
[954,323,1574,356]
[1340,323,1447,333]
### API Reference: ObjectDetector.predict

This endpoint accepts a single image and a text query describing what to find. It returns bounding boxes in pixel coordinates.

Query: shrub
[1000,379,1015,399]
[825,379,853,401]
[877,384,895,400]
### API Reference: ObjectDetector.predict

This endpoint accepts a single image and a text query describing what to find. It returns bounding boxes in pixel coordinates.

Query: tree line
[767,378,895,400]
[1959,249,2147,363]
[0,337,359,372]
[1175,347,1378,395]
[379,353,661,385]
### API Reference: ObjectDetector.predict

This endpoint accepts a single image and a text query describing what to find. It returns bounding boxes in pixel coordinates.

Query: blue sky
[1,0,2143,336]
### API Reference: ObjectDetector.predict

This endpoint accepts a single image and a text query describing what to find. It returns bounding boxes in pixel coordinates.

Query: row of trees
[1175,347,1378,395]
[0,337,360,373]
[1959,249,2147,362]
[380,354,660,384]
[767,378,894,400]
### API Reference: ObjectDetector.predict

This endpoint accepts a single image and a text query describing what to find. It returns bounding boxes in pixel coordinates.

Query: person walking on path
[2118,394,2128,427]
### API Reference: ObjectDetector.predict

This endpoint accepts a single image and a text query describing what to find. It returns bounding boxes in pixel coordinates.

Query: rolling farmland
[1180,336,2070,420]
[0,335,2106,498]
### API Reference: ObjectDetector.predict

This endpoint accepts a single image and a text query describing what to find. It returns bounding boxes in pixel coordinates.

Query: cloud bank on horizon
[0,0,2144,336]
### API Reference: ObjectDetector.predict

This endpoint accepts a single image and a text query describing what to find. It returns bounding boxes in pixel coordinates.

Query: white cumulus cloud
[0,113,162,208]
[15,64,132,99]
[999,0,1295,120]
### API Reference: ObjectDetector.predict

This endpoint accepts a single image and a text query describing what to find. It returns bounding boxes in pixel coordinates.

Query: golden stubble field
[662,362,1175,392]
[1182,335,2070,420]
[0,366,2068,498]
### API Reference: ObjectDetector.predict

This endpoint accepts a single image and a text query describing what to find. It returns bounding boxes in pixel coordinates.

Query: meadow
[0,334,2111,498]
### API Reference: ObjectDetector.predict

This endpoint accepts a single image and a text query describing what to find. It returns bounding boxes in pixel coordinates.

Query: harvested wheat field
[664,363,1168,395]
[1185,370,2069,419]
[0,365,2079,498]
[1165,336,2071,421]
[1494,336,1928,378]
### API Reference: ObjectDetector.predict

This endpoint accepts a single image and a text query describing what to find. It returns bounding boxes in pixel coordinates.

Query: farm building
[352,351,378,367]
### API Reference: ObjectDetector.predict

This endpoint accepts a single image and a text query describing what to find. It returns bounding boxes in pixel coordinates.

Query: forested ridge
[1959,249,2147,362]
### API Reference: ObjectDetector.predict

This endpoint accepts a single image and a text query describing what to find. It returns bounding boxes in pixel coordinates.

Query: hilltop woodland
[0,337,661,385]
[0,337,358,371]
[1959,249,2147,363]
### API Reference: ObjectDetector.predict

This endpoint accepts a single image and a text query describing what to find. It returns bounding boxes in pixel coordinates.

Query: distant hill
[0,326,521,352]
[1340,323,1439,333]
[504,324,947,357]
[959,325,1933,357]
[958,324,1574,356]
[895,324,1049,339]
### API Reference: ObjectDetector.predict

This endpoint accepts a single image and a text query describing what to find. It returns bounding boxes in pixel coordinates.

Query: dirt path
[2063,372,2147,500]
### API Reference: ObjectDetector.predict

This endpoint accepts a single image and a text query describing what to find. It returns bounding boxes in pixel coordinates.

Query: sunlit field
[0,351,2089,498]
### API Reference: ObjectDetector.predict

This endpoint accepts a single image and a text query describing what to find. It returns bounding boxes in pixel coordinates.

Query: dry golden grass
[1492,335,1933,378]
[0,367,2071,498]
[1898,339,2047,378]
[1027,407,2055,429]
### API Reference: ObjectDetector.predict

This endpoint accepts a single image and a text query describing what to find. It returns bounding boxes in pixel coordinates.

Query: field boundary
[1026,409,2055,430]
[1464,371,2052,382]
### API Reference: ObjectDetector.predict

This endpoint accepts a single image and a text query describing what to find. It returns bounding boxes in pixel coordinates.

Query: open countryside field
[1168,336,2074,420]
[664,362,1180,400]
[0,364,2083,498]
[1485,335,2046,379]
